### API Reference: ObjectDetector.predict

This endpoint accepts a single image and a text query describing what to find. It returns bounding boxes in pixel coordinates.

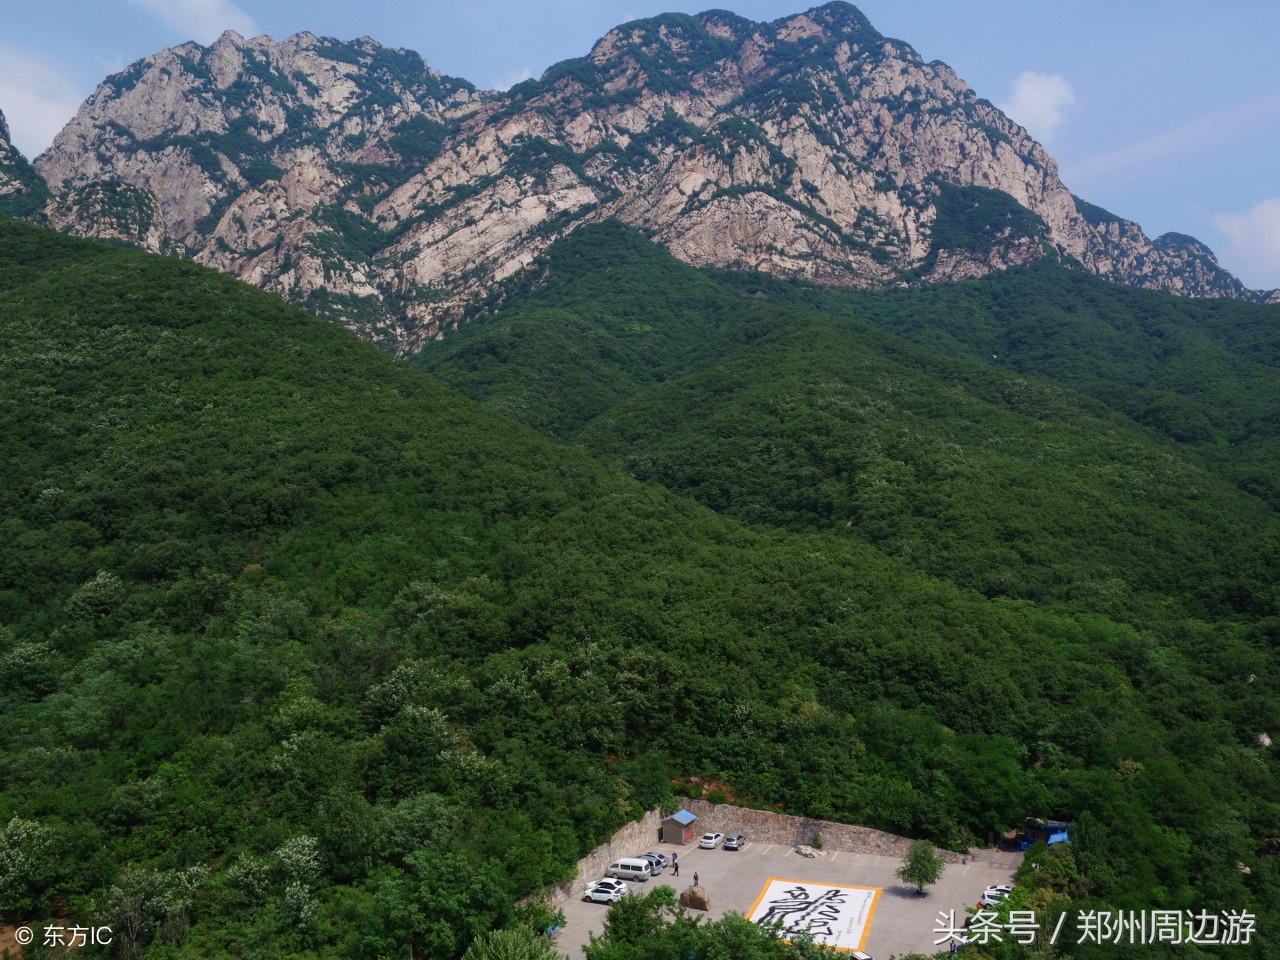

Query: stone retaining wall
[677,798,966,863]
[540,807,666,903]
[538,800,970,905]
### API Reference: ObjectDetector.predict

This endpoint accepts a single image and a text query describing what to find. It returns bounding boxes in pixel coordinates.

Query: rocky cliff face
[1069,194,1263,301]
[30,3,1276,353]
[0,109,51,218]
[34,30,484,349]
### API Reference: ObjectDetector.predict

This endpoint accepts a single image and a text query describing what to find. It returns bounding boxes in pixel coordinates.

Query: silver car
[638,853,665,874]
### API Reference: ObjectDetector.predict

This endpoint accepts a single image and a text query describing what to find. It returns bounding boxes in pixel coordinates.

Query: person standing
[672,859,679,877]
[693,871,699,887]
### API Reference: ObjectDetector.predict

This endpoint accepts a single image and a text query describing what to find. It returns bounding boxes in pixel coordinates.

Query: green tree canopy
[896,840,946,895]
[462,925,566,960]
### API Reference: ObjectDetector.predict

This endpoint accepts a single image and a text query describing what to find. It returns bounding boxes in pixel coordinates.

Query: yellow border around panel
[857,886,883,952]
[746,877,884,954]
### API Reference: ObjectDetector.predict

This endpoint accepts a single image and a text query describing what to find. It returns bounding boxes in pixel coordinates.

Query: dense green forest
[416,222,1280,623]
[2,213,1279,959]
[721,262,1280,508]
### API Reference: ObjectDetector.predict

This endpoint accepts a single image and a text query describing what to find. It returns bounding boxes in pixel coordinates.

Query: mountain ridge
[15,2,1280,352]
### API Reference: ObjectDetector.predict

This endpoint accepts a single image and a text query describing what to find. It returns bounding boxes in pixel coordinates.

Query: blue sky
[3,0,1278,289]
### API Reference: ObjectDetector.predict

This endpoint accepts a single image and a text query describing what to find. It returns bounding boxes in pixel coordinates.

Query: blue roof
[665,810,697,825]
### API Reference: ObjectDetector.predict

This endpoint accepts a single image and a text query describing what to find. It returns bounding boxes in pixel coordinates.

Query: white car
[985,885,1014,898]
[699,832,725,849]
[583,878,629,903]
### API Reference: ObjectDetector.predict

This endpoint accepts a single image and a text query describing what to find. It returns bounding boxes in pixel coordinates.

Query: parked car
[699,832,725,849]
[638,853,665,874]
[605,858,653,882]
[984,885,1013,898]
[852,952,876,960]
[643,852,670,868]
[977,895,1005,908]
[723,834,746,850]
[583,878,629,903]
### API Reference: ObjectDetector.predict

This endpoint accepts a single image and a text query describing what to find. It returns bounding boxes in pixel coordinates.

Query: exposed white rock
[0,107,47,208]
[25,5,1276,352]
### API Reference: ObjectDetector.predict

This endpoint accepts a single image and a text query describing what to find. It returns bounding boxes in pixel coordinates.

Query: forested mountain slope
[416,222,1280,621]
[4,215,1278,954]
[718,261,1280,505]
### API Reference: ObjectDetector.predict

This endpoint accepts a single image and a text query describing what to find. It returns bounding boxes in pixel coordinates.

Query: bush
[462,926,564,960]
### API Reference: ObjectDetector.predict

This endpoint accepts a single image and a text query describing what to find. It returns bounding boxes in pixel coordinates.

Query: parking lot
[557,842,1021,958]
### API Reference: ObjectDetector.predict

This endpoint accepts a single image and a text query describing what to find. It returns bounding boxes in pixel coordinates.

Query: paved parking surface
[557,843,1021,958]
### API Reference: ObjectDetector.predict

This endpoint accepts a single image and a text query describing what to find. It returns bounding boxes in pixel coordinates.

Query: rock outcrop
[43,181,168,251]
[680,886,711,911]
[1070,195,1259,300]
[28,3,1276,353]
[0,109,51,218]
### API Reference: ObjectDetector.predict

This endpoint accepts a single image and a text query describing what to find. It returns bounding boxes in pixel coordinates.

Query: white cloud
[490,66,533,91]
[128,0,257,45]
[1213,197,1280,292]
[998,71,1075,144]
[1063,92,1280,185]
[0,45,86,159]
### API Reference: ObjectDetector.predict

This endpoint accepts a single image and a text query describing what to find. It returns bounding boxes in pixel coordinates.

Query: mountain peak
[212,28,246,48]
[19,3,1278,353]
[780,1,883,38]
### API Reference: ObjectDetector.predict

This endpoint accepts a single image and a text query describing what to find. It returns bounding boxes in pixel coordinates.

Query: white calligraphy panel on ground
[747,878,882,952]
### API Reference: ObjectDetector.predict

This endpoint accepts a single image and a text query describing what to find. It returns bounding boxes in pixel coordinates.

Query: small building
[1022,818,1071,849]
[661,810,698,844]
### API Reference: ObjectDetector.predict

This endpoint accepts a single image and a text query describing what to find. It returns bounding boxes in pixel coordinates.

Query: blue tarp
[1048,831,1070,845]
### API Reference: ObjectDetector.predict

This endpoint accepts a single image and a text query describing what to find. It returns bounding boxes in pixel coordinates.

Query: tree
[462,925,566,960]
[597,884,679,944]
[896,840,945,895]
[0,816,57,921]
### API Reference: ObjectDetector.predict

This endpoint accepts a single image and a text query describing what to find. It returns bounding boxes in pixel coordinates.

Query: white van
[605,858,653,882]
